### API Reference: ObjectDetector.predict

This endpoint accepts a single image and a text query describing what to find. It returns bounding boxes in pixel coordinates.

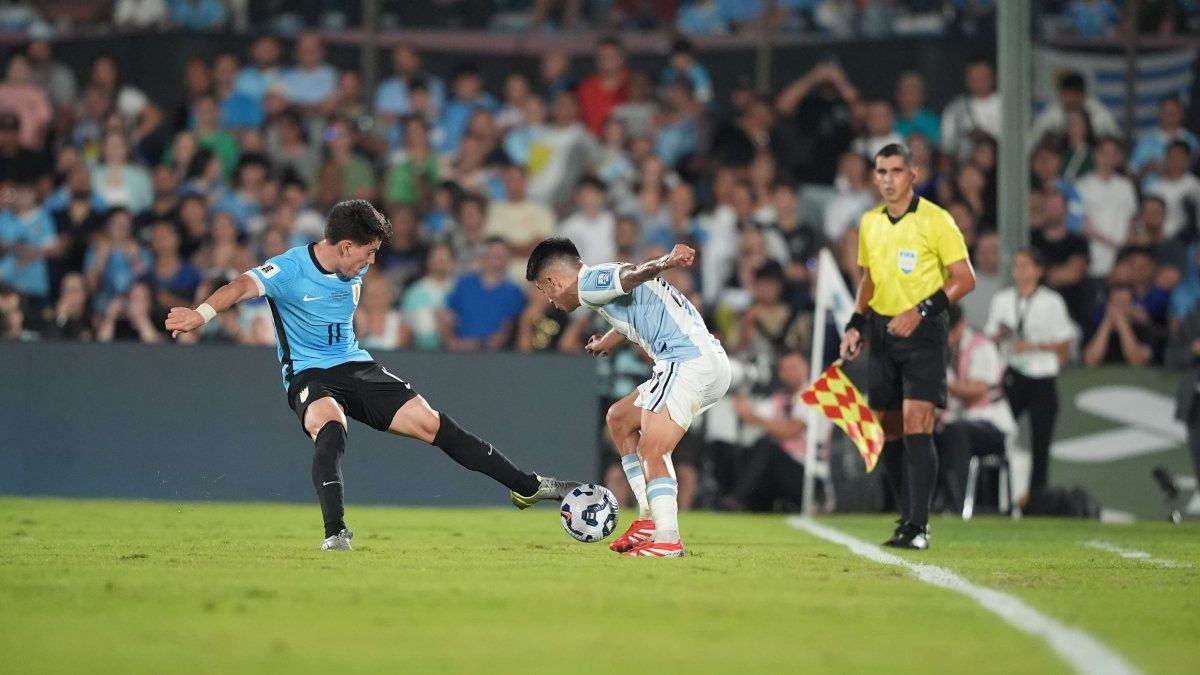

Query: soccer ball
[560,484,619,542]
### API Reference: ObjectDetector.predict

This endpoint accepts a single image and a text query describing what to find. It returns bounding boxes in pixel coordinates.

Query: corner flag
[800,361,884,473]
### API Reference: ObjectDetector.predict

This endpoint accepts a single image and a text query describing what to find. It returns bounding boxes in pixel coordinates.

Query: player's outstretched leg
[624,407,688,558]
[606,393,656,552]
[305,397,354,551]
[386,396,578,508]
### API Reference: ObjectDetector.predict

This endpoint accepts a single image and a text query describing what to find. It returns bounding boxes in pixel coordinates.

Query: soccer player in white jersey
[527,238,731,557]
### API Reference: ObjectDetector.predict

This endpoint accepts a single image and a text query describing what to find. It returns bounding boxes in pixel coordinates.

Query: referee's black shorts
[286,361,419,435]
[866,310,950,411]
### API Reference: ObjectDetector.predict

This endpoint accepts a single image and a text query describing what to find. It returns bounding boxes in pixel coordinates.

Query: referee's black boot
[893,523,931,550]
[882,519,905,547]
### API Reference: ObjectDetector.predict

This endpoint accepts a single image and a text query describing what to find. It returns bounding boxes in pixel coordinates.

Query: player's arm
[617,244,695,292]
[585,328,626,356]
[840,267,874,361]
[165,273,261,338]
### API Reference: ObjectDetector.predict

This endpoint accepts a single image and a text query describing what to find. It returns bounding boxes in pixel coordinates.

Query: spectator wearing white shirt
[823,152,875,242]
[850,100,904,160]
[1075,137,1138,279]
[1030,71,1120,147]
[1145,140,1200,240]
[961,231,1001,330]
[557,176,616,264]
[985,248,1074,499]
[941,58,1002,163]
[113,0,169,29]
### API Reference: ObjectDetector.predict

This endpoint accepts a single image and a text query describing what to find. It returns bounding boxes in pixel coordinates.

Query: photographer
[985,248,1073,499]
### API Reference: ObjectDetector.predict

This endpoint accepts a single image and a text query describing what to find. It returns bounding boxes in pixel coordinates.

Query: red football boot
[608,518,655,553]
[623,539,686,558]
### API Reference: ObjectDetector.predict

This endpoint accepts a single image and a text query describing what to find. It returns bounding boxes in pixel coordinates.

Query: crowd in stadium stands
[1,2,1197,37]
[2,2,1199,510]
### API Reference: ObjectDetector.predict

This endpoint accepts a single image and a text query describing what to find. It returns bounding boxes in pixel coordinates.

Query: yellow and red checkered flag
[799,360,884,472]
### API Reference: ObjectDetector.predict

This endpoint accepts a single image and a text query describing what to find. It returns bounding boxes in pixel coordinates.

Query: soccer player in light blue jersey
[527,238,731,557]
[166,200,577,550]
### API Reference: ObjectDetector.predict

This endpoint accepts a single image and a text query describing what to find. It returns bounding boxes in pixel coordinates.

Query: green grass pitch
[1,497,1197,674]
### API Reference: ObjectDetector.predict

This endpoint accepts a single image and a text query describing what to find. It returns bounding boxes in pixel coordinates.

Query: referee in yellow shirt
[840,144,976,550]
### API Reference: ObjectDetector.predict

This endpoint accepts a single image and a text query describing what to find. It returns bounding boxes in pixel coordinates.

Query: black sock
[881,439,907,522]
[313,422,347,538]
[903,433,938,529]
[432,412,540,496]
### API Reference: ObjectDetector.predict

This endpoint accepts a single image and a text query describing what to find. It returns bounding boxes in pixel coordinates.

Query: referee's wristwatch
[916,289,950,318]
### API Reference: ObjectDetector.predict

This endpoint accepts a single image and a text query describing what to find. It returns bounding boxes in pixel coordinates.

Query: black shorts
[286,361,419,434]
[866,310,949,411]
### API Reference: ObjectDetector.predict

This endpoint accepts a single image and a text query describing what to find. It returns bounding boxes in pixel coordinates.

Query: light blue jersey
[578,263,722,363]
[246,244,372,389]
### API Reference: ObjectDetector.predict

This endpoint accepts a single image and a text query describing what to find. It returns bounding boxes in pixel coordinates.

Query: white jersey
[578,263,722,363]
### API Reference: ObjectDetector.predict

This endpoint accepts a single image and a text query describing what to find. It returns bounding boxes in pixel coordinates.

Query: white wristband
[196,303,218,324]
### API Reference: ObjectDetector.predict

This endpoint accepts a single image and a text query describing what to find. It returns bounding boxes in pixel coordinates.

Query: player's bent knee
[304,398,347,439]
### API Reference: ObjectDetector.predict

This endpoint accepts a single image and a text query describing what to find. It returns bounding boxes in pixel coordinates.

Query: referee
[840,144,976,550]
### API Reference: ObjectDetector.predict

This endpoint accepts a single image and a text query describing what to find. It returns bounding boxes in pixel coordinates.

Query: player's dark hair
[325,200,393,246]
[526,237,581,281]
[874,143,912,166]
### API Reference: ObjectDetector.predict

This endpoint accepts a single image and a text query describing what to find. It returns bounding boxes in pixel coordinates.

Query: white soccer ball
[560,484,619,542]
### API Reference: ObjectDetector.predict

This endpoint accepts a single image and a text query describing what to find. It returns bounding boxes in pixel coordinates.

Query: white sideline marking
[788,517,1141,675]
[1084,540,1193,569]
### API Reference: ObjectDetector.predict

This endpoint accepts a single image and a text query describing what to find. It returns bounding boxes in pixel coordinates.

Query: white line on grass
[1084,540,1193,569]
[788,517,1141,675]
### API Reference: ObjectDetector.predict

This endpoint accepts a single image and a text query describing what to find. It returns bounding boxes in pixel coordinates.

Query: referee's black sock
[432,412,540,496]
[313,421,348,538]
[903,433,938,529]
[881,439,908,523]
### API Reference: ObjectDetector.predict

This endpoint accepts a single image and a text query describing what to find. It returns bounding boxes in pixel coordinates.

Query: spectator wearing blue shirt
[143,220,201,309]
[646,183,709,252]
[169,0,227,31]
[442,238,526,351]
[893,72,940,146]
[1032,144,1087,234]
[281,33,338,113]
[213,52,263,130]
[677,0,728,35]
[84,208,152,314]
[213,154,270,234]
[660,38,714,108]
[1066,0,1120,38]
[438,64,500,157]
[375,45,448,126]
[1130,96,1199,189]
[234,36,284,101]
[654,80,700,169]
[0,183,57,305]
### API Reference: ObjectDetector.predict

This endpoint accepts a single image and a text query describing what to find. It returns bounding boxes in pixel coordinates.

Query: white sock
[620,454,652,519]
[646,476,680,542]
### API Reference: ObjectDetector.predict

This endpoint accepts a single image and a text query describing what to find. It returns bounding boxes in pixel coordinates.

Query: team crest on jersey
[898,249,917,275]
[352,283,361,306]
[257,263,280,278]
[597,270,613,287]
[299,386,309,403]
